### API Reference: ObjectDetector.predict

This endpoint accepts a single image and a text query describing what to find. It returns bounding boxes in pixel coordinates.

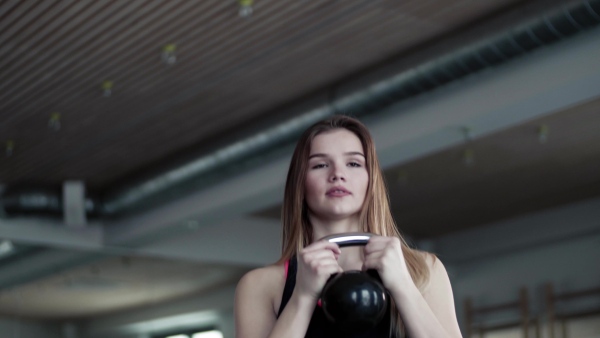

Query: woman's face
[304,129,369,221]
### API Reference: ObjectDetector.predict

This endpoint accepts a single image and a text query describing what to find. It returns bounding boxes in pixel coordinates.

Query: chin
[308,205,361,222]
[324,210,361,221]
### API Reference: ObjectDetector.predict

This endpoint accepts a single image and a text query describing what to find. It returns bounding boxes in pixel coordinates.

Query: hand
[362,236,413,295]
[296,240,343,300]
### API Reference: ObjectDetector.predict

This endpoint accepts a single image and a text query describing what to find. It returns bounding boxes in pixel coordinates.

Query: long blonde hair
[279,115,430,337]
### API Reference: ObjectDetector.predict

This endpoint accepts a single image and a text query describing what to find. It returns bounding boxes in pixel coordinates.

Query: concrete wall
[431,197,600,336]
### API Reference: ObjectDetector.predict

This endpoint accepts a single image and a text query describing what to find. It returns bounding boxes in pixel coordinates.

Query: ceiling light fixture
[48,112,61,131]
[5,140,14,157]
[463,148,475,166]
[102,80,113,97]
[192,331,224,338]
[461,126,475,166]
[185,220,199,230]
[396,170,408,185]
[0,240,15,258]
[538,124,549,144]
[238,0,253,18]
[162,44,177,65]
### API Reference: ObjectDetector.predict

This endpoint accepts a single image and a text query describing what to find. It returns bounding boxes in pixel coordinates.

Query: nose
[329,163,346,182]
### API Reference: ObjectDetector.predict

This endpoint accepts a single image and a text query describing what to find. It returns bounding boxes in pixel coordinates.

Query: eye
[348,162,362,167]
[311,163,327,169]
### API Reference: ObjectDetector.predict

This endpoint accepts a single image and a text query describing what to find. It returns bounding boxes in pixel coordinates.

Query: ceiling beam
[0,215,279,290]
[0,218,103,250]
[433,197,600,265]
[0,248,103,290]
[135,216,281,267]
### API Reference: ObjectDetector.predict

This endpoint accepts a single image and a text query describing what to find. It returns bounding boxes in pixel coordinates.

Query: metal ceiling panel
[1,0,526,192]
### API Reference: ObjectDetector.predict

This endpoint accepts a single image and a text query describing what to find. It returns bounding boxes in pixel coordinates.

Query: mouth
[326,187,351,196]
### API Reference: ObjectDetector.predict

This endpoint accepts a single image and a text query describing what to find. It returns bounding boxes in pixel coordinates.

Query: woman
[235,115,462,338]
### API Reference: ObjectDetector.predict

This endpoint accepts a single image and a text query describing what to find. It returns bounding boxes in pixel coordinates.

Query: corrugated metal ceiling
[1,0,524,192]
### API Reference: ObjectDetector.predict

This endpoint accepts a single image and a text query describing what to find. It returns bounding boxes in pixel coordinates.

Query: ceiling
[254,96,600,238]
[1,0,527,192]
[387,98,600,237]
[0,0,599,326]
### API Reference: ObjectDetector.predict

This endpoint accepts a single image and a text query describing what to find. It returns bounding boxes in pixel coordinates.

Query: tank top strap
[277,255,297,318]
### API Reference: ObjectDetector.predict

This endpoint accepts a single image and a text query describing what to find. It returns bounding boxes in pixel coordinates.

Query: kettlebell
[319,232,389,332]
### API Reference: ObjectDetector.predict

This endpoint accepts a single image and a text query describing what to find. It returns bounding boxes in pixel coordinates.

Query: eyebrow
[308,152,365,159]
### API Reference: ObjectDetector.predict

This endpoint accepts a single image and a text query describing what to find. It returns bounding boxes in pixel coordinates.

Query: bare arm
[363,237,462,338]
[392,255,463,338]
[235,268,316,338]
[235,241,342,338]
[234,268,278,338]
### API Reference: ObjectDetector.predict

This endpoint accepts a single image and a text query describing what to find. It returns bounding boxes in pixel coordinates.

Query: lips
[326,186,351,196]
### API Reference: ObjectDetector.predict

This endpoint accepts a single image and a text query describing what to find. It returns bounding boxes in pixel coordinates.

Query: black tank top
[277,256,395,338]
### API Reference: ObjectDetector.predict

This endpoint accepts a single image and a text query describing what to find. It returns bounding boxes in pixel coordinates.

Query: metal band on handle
[320,232,373,247]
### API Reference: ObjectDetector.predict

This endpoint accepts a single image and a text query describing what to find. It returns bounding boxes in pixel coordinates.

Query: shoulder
[414,252,463,337]
[417,251,453,298]
[236,263,285,296]
[421,250,439,271]
[407,250,447,293]
[235,262,286,315]
[235,263,288,337]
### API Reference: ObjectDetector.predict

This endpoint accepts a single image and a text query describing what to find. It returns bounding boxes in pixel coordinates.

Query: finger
[304,239,338,249]
[362,253,384,271]
[315,260,343,273]
[364,240,389,254]
[333,251,340,261]
[302,240,341,254]
[302,249,339,265]
[302,247,337,258]
[365,237,399,253]
[366,235,385,243]
[311,262,343,280]
[316,262,344,277]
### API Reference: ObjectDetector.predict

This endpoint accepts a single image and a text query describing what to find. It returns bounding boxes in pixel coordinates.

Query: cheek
[358,171,369,196]
[304,173,318,197]
[304,175,320,212]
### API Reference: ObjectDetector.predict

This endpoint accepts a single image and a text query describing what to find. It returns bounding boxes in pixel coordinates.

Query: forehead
[309,129,363,154]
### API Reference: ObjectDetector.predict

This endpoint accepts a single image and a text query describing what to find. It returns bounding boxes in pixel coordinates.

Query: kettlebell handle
[320,232,373,248]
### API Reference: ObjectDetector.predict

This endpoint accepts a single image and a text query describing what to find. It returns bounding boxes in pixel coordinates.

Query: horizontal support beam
[434,197,600,264]
[0,249,104,290]
[105,159,288,246]
[0,216,279,290]
[0,218,104,250]
[136,217,281,267]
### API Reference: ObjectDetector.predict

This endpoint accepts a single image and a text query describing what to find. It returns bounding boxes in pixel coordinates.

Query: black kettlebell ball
[321,269,388,332]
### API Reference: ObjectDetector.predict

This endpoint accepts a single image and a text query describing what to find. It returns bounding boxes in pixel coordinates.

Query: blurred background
[1,0,600,337]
